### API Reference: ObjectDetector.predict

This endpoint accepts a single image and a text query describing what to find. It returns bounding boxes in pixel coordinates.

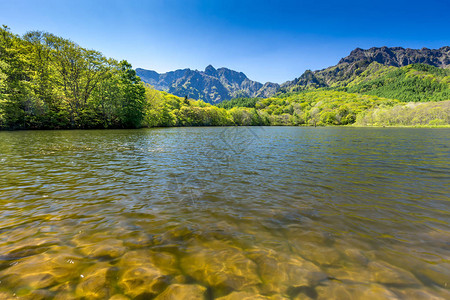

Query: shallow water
[0,127,449,299]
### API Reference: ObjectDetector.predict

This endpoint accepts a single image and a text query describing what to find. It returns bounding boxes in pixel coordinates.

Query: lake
[0,127,449,299]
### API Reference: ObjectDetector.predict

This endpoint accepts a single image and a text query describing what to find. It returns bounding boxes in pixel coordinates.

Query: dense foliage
[253,91,398,126]
[355,100,450,126]
[345,64,450,102]
[143,89,402,127]
[0,26,145,129]
[216,97,259,109]
[144,88,233,126]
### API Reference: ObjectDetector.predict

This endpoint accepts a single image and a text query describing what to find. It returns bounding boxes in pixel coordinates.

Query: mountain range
[136,65,279,104]
[137,46,450,103]
[281,46,450,92]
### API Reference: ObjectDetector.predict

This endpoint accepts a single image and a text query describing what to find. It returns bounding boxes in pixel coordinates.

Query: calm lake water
[0,127,449,299]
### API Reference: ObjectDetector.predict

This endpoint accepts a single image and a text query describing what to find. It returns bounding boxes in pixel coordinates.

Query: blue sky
[1,0,449,83]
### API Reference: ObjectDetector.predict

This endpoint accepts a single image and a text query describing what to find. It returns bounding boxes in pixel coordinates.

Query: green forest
[126,89,450,127]
[1,26,449,129]
[344,63,450,102]
[0,26,146,129]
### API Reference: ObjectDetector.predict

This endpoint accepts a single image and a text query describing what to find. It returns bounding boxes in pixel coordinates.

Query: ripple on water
[0,127,449,299]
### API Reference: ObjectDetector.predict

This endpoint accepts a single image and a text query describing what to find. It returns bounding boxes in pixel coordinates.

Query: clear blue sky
[1,0,449,83]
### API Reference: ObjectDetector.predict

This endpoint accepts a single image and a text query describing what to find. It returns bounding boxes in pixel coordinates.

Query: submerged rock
[155,226,196,246]
[343,249,369,266]
[51,282,77,300]
[0,248,83,290]
[327,260,422,291]
[326,265,373,284]
[368,261,420,286]
[109,294,131,300]
[72,232,127,259]
[118,250,179,276]
[316,282,399,300]
[358,284,400,300]
[79,239,126,259]
[216,291,290,300]
[247,248,326,294]
[0,292,14,300]
[54,291,78,300]
[173,274,188,284]
[414,264,449,289]
[117,250,178,298]
[286,229,334,247]
[154,223,249,252]
[216,291,269,300]
[293,293,314,300]
[75,264,118,299]
[14,289,54,300]
[118,266,170,298]
[315,282,352,299]
[2,240,55,260]
[390,288,447,300]
[180,242,261,294]
[154,284,207,300]
[295,244,341,267]
[120,230,153,249]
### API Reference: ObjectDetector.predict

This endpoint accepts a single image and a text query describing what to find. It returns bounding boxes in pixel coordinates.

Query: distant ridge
[136,66,279,104]
[281,46,450,92]
[339,46,450,68]
[137,46,449,103]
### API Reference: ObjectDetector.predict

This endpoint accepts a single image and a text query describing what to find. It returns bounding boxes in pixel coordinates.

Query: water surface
[0,127,449,299]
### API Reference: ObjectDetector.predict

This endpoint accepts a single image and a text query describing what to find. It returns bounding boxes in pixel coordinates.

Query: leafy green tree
[46,34,112,127]
[118,60,145,128]
[0,26,150,130]
[0,26,31,128]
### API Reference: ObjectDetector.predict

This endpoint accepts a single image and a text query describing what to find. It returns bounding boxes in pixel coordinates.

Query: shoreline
[1,124,449,132]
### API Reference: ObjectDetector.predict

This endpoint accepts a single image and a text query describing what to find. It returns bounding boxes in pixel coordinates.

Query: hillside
[281,47,450,102]
[215,90,399,126]
[345,64,450,102]
[136,65,279,104]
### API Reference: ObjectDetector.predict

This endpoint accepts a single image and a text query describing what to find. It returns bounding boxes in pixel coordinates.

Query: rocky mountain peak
[339,46,450,68]
[136,66,279,103]
[204,65,218,76]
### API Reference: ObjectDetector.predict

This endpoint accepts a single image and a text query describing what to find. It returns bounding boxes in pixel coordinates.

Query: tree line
[0,26,145,129]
